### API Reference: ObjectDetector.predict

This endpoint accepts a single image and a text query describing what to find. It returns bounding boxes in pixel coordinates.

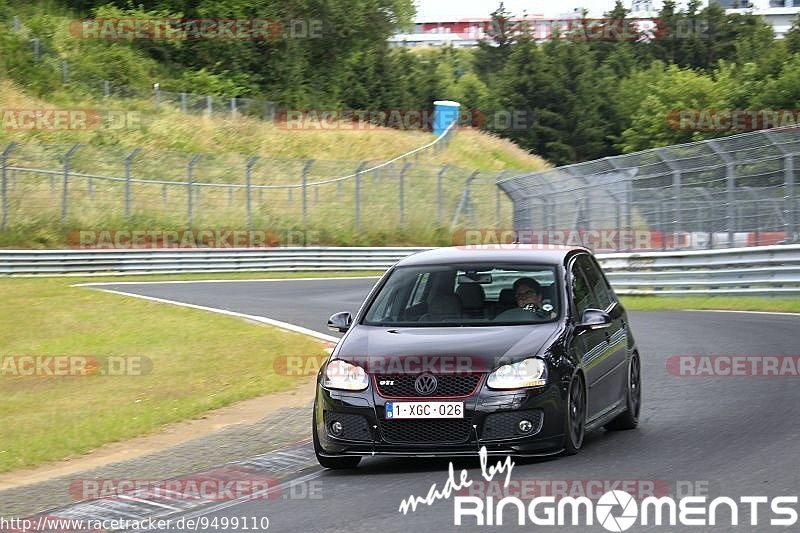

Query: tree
[786,16,800,55]
[616,63,732,152]
[473,2,515,81]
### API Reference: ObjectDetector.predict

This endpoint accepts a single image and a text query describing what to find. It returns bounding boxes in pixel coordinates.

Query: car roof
[394,245,591,267]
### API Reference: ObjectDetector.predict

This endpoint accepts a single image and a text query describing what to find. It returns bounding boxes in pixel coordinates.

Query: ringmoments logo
[453,490,799,529]
[396,448,799,530]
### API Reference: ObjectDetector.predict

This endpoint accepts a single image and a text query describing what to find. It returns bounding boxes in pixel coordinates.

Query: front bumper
[314,376,567,457]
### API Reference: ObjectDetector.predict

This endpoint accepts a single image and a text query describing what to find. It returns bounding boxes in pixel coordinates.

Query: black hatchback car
[313,246,641,468]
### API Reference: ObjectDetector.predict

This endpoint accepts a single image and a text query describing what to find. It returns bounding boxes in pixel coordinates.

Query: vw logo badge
[414,374,438,395]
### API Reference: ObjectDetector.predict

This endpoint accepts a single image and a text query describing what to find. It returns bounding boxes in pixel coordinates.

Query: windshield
[362,264,561,326]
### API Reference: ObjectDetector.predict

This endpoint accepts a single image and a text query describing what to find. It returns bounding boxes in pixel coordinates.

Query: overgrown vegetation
[3,0,799,167]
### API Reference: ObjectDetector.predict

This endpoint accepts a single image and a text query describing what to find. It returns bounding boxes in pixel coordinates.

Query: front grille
[375,374,482,398]
[323,411,372,442]
[481,409,544,441]
[379,419,473,444]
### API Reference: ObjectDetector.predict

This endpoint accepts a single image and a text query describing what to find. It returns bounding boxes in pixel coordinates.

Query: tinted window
[576,255,613,310]
[571,261,593,315]
[362,264,560,326]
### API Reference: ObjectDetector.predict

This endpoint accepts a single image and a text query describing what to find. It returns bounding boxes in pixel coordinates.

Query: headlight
[487,357,547,389]
[323,359,368,391]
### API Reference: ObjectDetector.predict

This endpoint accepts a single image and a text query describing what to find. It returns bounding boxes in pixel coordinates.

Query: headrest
[499,288,516,307]
[456,283,485,309]
[429,293,462,316]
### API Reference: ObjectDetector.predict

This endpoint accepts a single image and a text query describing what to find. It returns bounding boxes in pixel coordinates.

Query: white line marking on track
[74,276,379,287]
[82,287,340,343]
[680,309,800,317]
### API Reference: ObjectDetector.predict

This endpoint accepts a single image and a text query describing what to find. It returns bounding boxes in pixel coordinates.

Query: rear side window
[576,255,613,310]
[571,261,593,316]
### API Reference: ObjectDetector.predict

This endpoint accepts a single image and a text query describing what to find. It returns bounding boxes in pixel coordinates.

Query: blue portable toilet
[433,100,461,135]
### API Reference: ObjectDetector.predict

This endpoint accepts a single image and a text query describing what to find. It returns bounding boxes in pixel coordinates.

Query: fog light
[330,421,344,436]
[518,419,533,433]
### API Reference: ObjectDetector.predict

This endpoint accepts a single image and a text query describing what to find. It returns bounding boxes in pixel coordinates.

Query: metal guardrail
[599,245,800,295]
[1,245,799,296]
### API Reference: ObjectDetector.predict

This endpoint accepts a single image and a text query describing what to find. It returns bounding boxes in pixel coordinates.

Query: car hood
[334,323,562,374]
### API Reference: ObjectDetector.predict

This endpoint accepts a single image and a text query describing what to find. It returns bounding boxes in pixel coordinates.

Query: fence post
[399,162,411,227]
[437,164,449,226]
[154,84,161,110]
[206,96,213,115]
[786,154,796,242]
[13,15,19,32]
[180,93,187,113]
[726,162,736,247]
[32,38,40,61]
[61,60,69,83]
[187,155,201,228]
[1,143,17,230]
[354,162,367,231]
[231,98,237,118]
[104,80,110,98]
[673,170,682,250]
[302,159,314,242]
[709,140,736,248]
[246,156,258,230]
[495,171,511,226]
[61,145,80,221]
[124,148,140,220]
[452,170,479,228]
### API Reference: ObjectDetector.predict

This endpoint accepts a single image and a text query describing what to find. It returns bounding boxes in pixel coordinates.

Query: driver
[494,277,556,320]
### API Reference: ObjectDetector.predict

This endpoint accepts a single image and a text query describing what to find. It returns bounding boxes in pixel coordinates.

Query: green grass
[620,295,800,313]
[0,275,329,473]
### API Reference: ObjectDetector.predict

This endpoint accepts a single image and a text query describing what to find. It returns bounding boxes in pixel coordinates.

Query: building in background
[390,1,799,47]
[717,0,800,39]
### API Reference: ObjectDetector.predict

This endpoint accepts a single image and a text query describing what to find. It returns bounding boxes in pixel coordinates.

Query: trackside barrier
[0,245,799,295]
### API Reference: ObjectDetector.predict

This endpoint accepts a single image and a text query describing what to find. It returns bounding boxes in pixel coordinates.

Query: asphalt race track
[86,278,800,532]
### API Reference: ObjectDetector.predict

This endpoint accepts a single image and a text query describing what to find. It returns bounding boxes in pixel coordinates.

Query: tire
[313,409,362,469]
[563,374,586,455]
[604,353,641,431]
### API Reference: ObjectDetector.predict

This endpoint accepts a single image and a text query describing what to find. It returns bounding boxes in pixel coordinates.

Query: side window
[571,262,593,316]
[577,255,613,310]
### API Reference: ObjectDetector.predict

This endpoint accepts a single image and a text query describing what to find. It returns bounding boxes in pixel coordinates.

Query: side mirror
[576,309,612,331]
[327,311,353,333]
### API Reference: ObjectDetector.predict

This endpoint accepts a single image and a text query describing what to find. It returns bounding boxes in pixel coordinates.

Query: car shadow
[322,429,606,477]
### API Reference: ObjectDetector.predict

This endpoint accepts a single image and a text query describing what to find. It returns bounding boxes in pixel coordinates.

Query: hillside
[0,79,550,247]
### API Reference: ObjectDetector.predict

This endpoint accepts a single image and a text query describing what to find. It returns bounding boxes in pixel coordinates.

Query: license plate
[385,401,464,419]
